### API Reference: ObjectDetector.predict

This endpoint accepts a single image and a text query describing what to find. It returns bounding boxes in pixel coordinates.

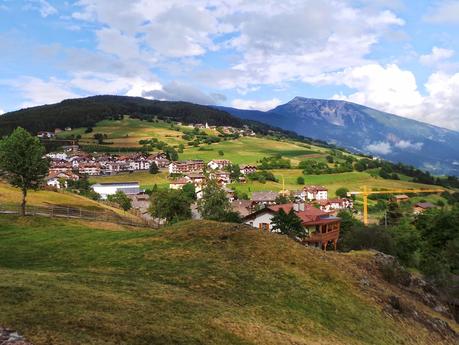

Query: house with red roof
[243,202,341,250]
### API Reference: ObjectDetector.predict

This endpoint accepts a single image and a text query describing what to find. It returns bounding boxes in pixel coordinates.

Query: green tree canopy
[335,187,349,198]
[107,191,132,212]
[198,179,233,221]
[149,162,159,174]
[271,208,305,238]
[149,189,192,223]
[0,127,49,215]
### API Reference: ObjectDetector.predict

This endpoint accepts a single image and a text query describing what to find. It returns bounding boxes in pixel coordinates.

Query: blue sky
[1,0,459,130]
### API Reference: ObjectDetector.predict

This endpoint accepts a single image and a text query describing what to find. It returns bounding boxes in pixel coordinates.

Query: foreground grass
[0,216,455,344]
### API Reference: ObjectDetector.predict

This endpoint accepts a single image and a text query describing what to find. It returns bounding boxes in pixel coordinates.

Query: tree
[296,176,305,185]
[228,163,241,181]
[335,187,349,198]
[271,209,305,238]
[384,202,403,226]
[218,150,224,156]
[182,183,196,201]
[388,220,420,266]
[198,180,232,221]
[149,189,192,223]
[107,191,132,212]
[149,162,159,174]
[275,194,289,204]
[0,127,49,216]
[93,133,104,144]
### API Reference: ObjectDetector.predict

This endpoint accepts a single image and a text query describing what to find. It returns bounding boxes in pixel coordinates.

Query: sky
[1,0,459,131]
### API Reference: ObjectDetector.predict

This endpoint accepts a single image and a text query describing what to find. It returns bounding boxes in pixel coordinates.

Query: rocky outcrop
[0,327,32,345]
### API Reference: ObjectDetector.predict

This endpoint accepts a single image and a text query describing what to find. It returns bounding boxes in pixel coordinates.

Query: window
[258,223,270,231]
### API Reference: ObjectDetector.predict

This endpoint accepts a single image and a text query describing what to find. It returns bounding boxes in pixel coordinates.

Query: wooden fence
[0,204,158,228]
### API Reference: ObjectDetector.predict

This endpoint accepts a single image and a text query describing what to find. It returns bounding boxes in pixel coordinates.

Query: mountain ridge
[219,97,459,175]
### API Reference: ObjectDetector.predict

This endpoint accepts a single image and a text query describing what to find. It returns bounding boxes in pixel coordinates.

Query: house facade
[304,185,328,200]
[243,203,341,250]
[92,182,143,200]
[168,160,205,174]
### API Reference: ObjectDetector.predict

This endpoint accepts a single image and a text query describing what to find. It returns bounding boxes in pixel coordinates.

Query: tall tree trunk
[21,188,27,216]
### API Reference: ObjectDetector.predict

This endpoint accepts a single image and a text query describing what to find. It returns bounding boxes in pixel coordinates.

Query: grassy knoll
[180,137,324,165]
[0,216,456,344]
[0,182,137,219]
[90,171,170,190]
[61,117,188,147]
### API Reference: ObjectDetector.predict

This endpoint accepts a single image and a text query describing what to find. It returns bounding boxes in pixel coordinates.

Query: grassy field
[61,117,189,147]
[230,169,445,195]
[0,182,139,220]
[180,137,325,165]
[0,216,456,344]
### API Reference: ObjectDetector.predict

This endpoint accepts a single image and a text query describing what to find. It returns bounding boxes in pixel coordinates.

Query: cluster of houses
[190,122,256,136]
[45,147,170,188]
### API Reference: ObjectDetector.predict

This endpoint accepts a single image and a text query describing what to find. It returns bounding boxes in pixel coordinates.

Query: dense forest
[0,95,246,136]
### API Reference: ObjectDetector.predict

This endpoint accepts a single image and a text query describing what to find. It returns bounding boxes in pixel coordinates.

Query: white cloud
[142,81,226,105]
[25,0,57,17]
[394,140,423,150]
[10,77,80,108]
[0,109,5,115]
[419,46,454,66]
[425,1,459,24]
[367,141,392,155]
[314,62,459,130]
[329,64,423,116]
[231,98,281,111]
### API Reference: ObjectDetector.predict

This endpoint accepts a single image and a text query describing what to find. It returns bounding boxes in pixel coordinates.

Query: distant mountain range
[1,95,458,175]
[218,97,459,176]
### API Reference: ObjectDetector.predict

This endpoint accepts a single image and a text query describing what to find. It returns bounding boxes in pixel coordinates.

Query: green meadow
[0,216,455,345]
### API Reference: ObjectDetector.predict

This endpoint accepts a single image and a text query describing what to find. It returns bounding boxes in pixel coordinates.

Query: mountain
[218,97,459,176]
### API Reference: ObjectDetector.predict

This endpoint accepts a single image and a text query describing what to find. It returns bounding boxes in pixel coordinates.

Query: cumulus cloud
[328,64,423,116]
[9,77,80,108]
[318,63,459,130]
[25,0,57,17]
[142,81,226,105]
[367,141,392,155]
[231,98,282,111]
[419,47,454,66]
[394,140,423,150]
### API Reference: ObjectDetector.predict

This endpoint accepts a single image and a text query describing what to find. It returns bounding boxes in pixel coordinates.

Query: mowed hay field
[180,137,326,165]
[62,117,190,147]
[230,169,445,196]
[0,216,456,345]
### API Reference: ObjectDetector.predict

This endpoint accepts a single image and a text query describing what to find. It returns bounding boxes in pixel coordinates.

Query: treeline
[0,95,243,136]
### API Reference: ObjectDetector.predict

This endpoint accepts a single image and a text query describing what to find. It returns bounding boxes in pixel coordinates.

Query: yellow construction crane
[347,186,444,225]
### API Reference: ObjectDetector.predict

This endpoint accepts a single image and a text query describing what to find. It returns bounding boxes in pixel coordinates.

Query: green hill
[0,216,456,344]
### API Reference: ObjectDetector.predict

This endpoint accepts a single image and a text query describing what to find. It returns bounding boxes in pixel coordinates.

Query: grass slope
[0,216,456,345]
[0,182,138,220]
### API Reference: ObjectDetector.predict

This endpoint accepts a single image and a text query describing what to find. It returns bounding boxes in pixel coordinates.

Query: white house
[92,182,142,200]
[207,159,230,170]
[304,186,328,201]
[45,171,79,189]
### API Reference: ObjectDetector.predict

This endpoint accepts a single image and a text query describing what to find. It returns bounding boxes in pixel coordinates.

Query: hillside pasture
[180,137,324,165]
[0,217,455,345]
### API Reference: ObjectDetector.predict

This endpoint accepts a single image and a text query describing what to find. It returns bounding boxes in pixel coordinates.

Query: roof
[414,202,436,209]
[252,191,278,201]
[243,203,340,226]
[116,187,143,195]
[394,194,409,199]
[93,182,139,187]
[304,185,328,192]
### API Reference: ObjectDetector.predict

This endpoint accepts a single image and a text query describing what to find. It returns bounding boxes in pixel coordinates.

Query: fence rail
[0,204,158,228]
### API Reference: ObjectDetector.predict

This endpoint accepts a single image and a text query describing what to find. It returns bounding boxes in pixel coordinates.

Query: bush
[296,176,305,185]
